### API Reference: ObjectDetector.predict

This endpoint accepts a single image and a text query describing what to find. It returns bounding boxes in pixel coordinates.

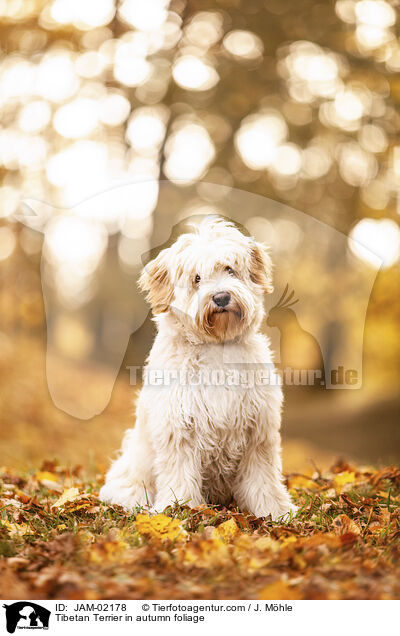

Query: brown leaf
[332,514,361,537]
[370,466,400,487]
[339,532,360,546]
[330,459,356,474]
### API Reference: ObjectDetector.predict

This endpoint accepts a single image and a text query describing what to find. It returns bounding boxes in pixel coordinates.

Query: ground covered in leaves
[0,460,399,600]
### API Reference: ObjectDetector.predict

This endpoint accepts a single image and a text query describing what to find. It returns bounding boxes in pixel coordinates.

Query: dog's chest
[173,345,260,451]
[151,336,272,454]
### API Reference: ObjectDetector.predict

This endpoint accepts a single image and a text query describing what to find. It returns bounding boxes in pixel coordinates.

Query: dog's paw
[250,500,298,521]
[99,481,152,511]
[272,502,298,522]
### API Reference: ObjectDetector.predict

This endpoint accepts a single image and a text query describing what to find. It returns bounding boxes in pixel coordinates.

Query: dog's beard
[200,298,245,342]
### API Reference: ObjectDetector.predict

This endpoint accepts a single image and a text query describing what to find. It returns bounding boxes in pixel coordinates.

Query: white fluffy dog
[100,217,296,520]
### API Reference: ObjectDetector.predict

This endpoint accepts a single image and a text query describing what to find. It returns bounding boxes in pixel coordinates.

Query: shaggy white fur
[100,218,296,520]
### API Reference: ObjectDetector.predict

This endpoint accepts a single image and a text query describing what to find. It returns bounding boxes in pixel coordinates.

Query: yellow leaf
[253,536,280,552]
[36,470,58,483]
[333,471,355,491]
[259,581,302,600]
[135,513,188,542]
[36,471,63,492]
[89,539,129,563]
[248,555,273,569]
[4,521,34,537]
[231,533,253,560]
[79,531,96,545]
[279,535,298,549]
[232,535,280,570]
[288,475,317,490]
[52,487,80,508]
[182,537,230,568]
[215,518,240,541]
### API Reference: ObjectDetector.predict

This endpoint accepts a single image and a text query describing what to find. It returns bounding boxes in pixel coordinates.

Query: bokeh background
[0,0,399,474]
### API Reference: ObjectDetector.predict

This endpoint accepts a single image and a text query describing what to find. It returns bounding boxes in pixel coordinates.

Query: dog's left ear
[249,242,274,294]
[139,248,174,313]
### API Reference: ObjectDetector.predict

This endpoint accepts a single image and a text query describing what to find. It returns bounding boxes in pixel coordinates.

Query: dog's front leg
[233,432,297,521]
[152,434,204,511]
[99,399,155,510]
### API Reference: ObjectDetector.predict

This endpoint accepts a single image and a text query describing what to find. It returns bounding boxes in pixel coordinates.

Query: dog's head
[139,217,273,342]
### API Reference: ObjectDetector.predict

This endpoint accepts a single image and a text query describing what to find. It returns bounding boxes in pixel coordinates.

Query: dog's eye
[194,274,201,284]
[226,266,236,277]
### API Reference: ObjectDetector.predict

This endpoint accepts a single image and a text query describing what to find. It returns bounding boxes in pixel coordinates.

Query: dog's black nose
[213,291,231,307]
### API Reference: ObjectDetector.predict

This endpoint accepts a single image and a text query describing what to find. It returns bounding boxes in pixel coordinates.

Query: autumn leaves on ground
[0,459,399,601]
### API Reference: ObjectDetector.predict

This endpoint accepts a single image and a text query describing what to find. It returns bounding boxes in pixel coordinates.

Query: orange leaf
[259,581,302,600]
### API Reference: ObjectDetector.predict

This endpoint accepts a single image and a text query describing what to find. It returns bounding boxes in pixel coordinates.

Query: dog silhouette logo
[267,284,325,385]
[3,602,50,634]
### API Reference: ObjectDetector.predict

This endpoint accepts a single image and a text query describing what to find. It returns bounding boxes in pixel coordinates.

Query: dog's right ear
[139,248,174,313]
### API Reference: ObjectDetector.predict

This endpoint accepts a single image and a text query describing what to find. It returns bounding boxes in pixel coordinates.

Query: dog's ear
[249,242,274,294]
[139,248,174,313]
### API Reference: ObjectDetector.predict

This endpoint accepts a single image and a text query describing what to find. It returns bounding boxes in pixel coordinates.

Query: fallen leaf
[332,514,361,536]
[253,536,281,552]
[16,491,32,504]
[52,487,81,508]
[288,475,318,490]
[215,518,240,541]
[63,497,95,513]
[333,472,356,492]
[135,513,188,542]
[370,466,400,487]
[40,480,63,493]
[36,470,59,483]
[182,536,230,568]
[4,521,34,537]
[258,581,302,600]
[279,535,299,549]
[89,539,129,563]
[191,505,219,516]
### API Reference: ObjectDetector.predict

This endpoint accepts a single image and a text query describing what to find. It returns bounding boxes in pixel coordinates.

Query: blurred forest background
[0,0,399,474]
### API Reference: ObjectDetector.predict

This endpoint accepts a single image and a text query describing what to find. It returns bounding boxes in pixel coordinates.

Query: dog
[100,217,296,520]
